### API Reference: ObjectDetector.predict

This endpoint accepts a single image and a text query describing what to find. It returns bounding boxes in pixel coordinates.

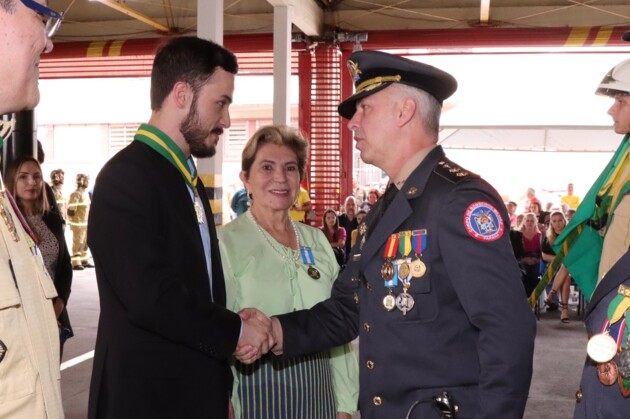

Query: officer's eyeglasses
[20,0,64,38]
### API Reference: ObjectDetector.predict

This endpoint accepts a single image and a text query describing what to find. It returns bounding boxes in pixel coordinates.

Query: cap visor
[338,83,392,119]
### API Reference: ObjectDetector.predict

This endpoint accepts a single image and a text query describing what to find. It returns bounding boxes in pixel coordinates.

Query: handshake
[234,308,283,364]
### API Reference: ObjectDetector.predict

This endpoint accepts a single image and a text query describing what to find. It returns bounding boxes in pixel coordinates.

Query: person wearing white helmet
[544,50,630,417]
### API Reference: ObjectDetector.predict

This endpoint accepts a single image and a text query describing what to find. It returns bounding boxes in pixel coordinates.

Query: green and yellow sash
[530,135,630,305]
[133,123,198,192]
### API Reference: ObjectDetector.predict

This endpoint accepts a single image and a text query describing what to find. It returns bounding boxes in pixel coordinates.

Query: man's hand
[270,316,284,355]
[234,308,274,364]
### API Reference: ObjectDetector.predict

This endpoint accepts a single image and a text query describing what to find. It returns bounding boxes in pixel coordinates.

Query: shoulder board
[433,158,479,184]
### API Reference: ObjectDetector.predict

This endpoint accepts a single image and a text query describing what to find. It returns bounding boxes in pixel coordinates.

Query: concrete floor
[60,269,587,419]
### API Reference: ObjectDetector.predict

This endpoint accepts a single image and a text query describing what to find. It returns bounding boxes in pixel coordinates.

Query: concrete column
[196,0,224,225]
[273,5,292,125]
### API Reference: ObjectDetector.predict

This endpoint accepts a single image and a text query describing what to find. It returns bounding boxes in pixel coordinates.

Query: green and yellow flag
[530,134,630,306]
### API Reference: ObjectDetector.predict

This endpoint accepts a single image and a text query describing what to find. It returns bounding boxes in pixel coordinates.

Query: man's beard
[180,99,222,158]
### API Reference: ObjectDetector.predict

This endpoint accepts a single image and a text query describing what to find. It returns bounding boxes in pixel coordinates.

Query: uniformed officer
[67,173,92,269]
[571,52,630,418]
[265,50,536,418]
[0,0,65,417]
[50,169,67,221]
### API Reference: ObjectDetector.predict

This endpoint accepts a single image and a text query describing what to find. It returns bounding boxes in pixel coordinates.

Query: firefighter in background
[68,173,93,270]
[50,168,67,221]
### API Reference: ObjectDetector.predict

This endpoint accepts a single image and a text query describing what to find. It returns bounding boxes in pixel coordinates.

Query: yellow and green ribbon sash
[530,134,630,306]
[133,123,198,192]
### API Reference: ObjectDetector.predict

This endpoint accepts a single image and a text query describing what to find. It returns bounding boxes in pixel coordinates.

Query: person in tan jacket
[0,1,65,417]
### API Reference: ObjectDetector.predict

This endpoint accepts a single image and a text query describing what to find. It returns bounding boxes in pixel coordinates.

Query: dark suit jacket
[574,251,630,418]
[87,140,241,419]
[277,146,536,419]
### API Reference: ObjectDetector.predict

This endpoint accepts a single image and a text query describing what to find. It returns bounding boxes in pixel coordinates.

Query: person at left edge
[87,36,273,419]
[0,0,64,417]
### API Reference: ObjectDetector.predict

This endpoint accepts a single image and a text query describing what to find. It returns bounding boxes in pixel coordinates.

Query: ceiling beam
[89,0,170,33]
[267,0,324,36]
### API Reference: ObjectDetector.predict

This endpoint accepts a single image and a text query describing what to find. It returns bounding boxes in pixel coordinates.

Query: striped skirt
[234,350,336,419]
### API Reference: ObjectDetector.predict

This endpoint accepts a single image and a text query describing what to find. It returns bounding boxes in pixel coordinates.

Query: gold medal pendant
[398,260,410,279]
[409,258,426,278]
[587,333,618,363]
[194,201,204,224]
[307,265,320,280]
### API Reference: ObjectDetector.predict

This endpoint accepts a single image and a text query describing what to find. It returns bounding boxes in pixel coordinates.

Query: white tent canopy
[439,126,621,152]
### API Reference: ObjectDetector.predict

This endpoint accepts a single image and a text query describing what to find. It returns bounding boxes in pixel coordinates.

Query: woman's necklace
[248,210,300,263]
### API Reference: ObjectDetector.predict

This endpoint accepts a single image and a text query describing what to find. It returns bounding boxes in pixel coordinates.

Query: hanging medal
[396,281,415,315]
[382,234,398,311]
[395,231,415,315]
[598,360,619,386]
[381,234,398,281]
[193,194,204,224]
[300,246,320,280]
[397,231,412,280]
[382,269,398,311]
[409,229,427,278]
[589,321,621,364]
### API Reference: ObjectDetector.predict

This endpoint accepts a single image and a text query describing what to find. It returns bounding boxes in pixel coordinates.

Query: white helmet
[596,58,630,97]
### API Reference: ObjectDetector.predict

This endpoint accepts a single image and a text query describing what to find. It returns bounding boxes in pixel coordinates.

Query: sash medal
[396,231,414,315]
[300,246,320,280]
[134,124,205,224]
[410,229,427,278]
[382,234,398,311]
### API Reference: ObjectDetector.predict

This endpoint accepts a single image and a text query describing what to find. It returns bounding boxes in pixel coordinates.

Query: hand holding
[235,308,274,364]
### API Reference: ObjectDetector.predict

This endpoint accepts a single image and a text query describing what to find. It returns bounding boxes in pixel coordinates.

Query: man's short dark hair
[150,36,238,111]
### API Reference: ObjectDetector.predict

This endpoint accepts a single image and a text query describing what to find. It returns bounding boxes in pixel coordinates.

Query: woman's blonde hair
[546,210,567,246]
[241,125,309,182]
[519,212,540,233]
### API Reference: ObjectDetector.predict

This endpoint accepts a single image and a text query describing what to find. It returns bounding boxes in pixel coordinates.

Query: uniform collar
[391,144,437,189]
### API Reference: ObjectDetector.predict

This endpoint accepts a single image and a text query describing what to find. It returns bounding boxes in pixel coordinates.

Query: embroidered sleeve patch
[463,201,504,242]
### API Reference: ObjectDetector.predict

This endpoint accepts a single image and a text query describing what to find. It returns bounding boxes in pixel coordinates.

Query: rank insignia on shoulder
[464,201,504,242]
[0,339,6,363]
[435,159,478,184]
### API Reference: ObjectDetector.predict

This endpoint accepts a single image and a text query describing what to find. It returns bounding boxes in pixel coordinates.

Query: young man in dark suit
[87,36,273,419]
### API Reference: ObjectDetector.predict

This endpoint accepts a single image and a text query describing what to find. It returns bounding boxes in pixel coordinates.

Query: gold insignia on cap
[348,60,361,81]
[356,75,402,95]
